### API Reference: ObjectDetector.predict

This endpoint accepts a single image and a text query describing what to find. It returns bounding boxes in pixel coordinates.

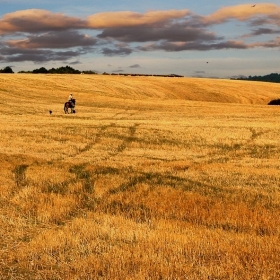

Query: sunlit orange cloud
[201,3,280,24]
[248,37,280,48]
[7,38,32,48]
[0,9,85,34]
[87,10,190,28]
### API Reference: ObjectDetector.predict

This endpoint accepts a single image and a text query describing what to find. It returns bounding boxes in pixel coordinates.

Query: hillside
[0,74,280,279]
[0,74,280,111]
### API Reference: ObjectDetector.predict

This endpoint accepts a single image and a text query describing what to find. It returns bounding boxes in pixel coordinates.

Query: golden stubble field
[0,74,280,279]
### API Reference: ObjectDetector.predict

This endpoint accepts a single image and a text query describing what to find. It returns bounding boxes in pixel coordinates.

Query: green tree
[0,66,14,73]
[33,67,48,73]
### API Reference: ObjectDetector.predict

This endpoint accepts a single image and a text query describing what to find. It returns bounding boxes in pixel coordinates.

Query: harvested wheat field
[0,74,280,279]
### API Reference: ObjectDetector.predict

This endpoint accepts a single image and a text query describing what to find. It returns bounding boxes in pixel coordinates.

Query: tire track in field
[205,127,273,165]
[69,122,139,159]
[109,123,140,157]
[67,123,116,159]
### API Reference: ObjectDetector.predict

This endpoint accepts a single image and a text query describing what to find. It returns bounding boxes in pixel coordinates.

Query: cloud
[0,47,80,62]
[0,5,280,65]
[6,31,98,49]
[129,64,140,68]
[68,60,82,65]
[87,10,190,28]
[102,45,133,56]
[0,9,86,34]
[139,40,248,52]
[97,22,221,43]
[112,69,124,73]
[201,4,280,25]
[241,27,280,38]
[249,37,280,48]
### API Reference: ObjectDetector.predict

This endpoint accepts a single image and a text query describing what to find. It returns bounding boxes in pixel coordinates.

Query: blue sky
[0,0,279,77]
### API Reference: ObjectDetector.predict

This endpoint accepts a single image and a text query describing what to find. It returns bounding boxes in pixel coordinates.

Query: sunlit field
[1,74,280,279]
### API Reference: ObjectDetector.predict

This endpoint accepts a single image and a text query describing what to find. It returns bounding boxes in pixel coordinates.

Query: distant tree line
[233,73,280,83]
[18,65,97,74]
[109,73,184,78]
[2,65,183,77]
[0,66,14,73]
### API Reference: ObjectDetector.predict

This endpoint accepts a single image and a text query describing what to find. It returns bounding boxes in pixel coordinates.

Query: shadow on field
[13,164,29,187]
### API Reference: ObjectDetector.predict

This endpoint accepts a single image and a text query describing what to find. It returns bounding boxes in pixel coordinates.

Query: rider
[68,93,74,106]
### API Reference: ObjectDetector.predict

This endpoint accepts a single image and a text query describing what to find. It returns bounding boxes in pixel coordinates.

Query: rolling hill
[1,74,280,110]
[0,74,280,279]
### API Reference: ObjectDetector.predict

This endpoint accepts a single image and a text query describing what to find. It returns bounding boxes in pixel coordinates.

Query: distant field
[1,74,280,279]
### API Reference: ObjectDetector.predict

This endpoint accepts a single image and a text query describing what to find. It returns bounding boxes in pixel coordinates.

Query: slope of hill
[0,74,280,109]
[0,73,280,279]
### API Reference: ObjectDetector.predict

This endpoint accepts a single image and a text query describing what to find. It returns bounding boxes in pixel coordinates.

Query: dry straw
[0,74,280,279]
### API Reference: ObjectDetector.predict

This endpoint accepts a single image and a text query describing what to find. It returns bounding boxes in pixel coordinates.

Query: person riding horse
[64,93,76,113]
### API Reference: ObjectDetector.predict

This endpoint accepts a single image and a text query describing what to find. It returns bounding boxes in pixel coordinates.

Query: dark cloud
[97,21,221,43]
[249,17,273,26]
[102,46,133,56]
[7,31,99,49]
[1,30,99,63]
[0,47,80,62]
[129,64,140,68]
[241,28,280,38]
[68,60,82,65]
[112,69,124,73]
[138,40,248,52]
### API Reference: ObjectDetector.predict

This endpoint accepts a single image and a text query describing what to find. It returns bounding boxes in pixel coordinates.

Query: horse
[64,99,76,114]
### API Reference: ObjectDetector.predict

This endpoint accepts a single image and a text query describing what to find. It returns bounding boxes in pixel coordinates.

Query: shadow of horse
[64,99,76,114]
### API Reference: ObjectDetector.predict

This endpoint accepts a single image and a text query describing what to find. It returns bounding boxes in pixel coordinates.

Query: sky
[0,0,280,78]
